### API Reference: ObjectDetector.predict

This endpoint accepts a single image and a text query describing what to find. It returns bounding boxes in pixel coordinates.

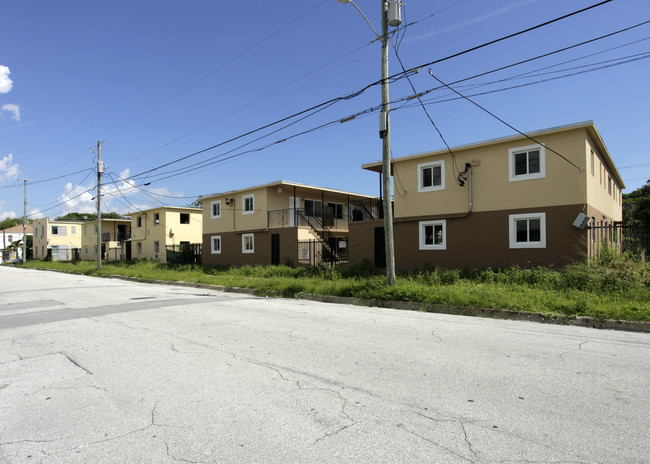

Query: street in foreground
[0,266,648,463]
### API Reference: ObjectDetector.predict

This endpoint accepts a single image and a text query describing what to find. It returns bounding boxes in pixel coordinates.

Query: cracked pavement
[0,266,649,463]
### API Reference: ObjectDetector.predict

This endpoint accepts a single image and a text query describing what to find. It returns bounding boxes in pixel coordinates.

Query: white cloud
[407,0,542,42]
[0,200,17,219]
[0,153,19,183]
[0,66,13,93]
[2,104,20,121]
[29,208,44,219]
[58,182,96,215]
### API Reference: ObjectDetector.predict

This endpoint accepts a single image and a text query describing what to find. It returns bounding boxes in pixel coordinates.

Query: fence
[588,220,649,259]
[297,239,349,266]
[166,243,202,265]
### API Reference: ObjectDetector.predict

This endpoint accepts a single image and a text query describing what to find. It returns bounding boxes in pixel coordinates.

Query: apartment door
[374,227,386,268]
[271,234,280,265]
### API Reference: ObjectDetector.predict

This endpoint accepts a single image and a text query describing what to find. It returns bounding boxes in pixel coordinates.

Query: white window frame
[419,219,447,250]
[242,195,255,215]
[211,235,222,254]
[509,212,546,249]
[509,144,546,182]
[211,200,222,219]
[418,160,445,192]
[242,233,254,253]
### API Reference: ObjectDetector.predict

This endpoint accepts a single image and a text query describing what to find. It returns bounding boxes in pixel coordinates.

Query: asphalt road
[0,266,648,463]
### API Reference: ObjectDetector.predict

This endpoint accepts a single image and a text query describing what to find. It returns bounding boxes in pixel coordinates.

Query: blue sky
[1,0,649,220]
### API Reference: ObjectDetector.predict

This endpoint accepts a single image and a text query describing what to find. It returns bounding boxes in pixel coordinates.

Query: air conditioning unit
[572,213,590,229]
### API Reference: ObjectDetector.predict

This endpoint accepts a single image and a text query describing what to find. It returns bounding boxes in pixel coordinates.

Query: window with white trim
[154,213,160,224]
[211,235,222,254]
[211,200,221,219]
[509,144,545,182]
[418,160,445,192]
[509,213,546,248]
[419,220,446,250]
[243,195,254,215]
[242,233,254,253]
[136,216,142,228]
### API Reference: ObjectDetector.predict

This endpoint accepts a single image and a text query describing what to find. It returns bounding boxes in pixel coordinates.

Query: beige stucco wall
[203,185,367,235]
[81,219,131,261]
[392,128,592,219]
[585,135,623,221]
[130,208,201,262]
[32,218,83,260]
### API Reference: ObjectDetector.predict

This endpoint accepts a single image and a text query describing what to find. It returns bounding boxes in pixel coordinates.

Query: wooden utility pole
[17,178,31,264]
[380,0,396,285]
[96,141,103,270]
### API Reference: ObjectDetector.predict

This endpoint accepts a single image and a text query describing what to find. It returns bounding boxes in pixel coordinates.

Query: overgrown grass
[13,253,650,322]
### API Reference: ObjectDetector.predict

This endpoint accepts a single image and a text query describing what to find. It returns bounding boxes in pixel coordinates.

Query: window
[51,226,67,236]
[242,233,254,253]
[51,246,59,257]
[153,241,160,253]
[418,160,445,192]
[51,226,58,235]
[180,213,190,224]
[608,175,612,195]
[84,247,88,255]
[509,144,545,182]
[94,225,97,234]
[211,235,222,254]
[327,203,344,220]
[154,213,160,224]
[93,245,98,254]
[419,220,446,250]
[136,216,142,228]
[304,199,323,217]
[71,226,76,234]
[243,195,254,215]
[509,213,546,249]
[211,200,221,219]
[84,225,87,236]
[590,150,595,176]
[136,242,142,254]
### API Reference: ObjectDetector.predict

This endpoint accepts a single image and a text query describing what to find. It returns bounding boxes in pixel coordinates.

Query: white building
[0,224,33,263]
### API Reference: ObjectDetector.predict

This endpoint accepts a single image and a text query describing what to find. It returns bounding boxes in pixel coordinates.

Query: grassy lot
[15,250,650,322]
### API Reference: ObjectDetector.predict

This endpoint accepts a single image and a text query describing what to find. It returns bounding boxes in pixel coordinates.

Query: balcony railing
[267,208,344,230]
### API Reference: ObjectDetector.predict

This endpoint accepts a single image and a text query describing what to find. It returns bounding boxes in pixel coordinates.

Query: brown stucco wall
[202,228,298,267]
[349,205,589,271]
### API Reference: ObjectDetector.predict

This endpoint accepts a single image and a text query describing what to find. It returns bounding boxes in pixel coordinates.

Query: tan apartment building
[81,218,132,261]
[125,207,202,262]
[350,121,624,270]
[32,218,84,261]
[201,180,378,267]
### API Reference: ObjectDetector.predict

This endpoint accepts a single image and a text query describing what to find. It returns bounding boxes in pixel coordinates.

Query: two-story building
[201,180,379,267]
[81,218,132,261]
[349,121,624,270]
[0,224,33,263]
[32,218,84,261]
[124,207,202,262]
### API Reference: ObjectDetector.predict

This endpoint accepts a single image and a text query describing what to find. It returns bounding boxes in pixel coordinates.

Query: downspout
[467,164,473,214]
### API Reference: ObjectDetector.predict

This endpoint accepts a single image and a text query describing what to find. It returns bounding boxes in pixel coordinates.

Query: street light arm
[336,0,381,38]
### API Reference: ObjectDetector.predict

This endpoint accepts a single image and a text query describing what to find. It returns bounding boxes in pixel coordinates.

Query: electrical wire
[425,68,582,172]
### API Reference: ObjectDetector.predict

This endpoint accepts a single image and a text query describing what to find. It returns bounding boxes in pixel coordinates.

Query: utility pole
[335,0,400,285]
[17,178,31,264]
[380,0,396,286]
[96,141,103,271]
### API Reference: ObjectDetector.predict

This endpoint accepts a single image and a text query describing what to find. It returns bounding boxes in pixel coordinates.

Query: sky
[1,0,649,220]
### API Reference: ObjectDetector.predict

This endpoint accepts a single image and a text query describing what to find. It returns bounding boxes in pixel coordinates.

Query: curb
[104,274,650,334]
[14,267,650,334]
